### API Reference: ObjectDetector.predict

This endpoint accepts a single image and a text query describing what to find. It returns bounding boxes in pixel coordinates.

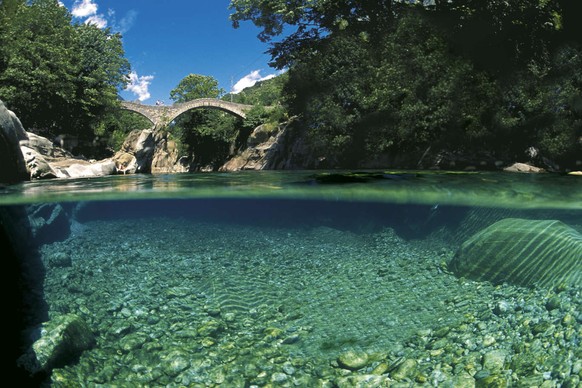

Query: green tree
[226,73,289,128]
[429,0,563,73]
[0,0,78,133]
[285,12,500,165]
[229,0,564,70]
[70,24,130,140]
[0,0,130,156]
[170,73,224,102]
[496,44,582,166]
[228,72,287,106]
[229,0,400,68]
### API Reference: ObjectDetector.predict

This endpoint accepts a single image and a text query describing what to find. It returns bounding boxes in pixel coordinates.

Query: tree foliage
[0,0,130,153]
[229,72,288,106]
[285,12,500,165]
[228,73,289,129]
[169,73,224,103]
[230,0,582,168]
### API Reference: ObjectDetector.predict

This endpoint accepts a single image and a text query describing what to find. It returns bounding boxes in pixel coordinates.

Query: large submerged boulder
[18,314,95,375]
[449,218,582,288]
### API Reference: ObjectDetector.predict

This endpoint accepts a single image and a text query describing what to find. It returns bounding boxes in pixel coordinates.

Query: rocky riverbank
[3,99,582,183]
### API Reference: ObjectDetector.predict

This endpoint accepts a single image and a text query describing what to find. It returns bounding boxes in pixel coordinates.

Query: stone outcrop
[503,162,546,173]
[0,100,29,183]
[18,314,95,375]
[221,123,284,171]
[19,131,116,179]
[113,128,187,174]
[449,218,582,288]
[151,130,185,173]
[27,203,72,244]
[220,119,317,171]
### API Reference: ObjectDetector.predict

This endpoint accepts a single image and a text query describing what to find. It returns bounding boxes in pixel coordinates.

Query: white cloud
[84,14,108,28]
[71,0,138,33]
[71,0,98,18]
[125,71,154,102]
[232,70,278,94]
[115,9,138,34]
[71,0,107,28]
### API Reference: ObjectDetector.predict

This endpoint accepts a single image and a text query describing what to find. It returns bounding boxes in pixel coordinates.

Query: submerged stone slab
[449,218,582,288]
[19,314,95,374]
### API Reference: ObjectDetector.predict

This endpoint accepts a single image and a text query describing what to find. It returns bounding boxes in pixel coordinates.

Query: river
[2,170,581,386]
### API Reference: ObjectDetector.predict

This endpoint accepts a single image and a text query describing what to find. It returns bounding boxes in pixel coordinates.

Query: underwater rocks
[329,283,581,387]
[27,203,72,244]
[37,219,582,386]
[449,218,582,288]
[337,350,370,370]
[18,314,94,375]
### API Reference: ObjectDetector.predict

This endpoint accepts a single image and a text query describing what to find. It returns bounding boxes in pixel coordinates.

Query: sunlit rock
[20,130,116,179]
[503,162,545,173]
[220,122,286,171]
[449,218,582,288]
[52,159,116,178]
[20,145,59,179]
[18,314,95,374]
[113,128,186,173]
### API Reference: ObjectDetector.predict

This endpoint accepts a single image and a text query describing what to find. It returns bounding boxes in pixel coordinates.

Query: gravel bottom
[39,217,581,387]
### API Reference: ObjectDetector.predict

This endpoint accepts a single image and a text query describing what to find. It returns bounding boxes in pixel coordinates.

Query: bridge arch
[120,98,253,128]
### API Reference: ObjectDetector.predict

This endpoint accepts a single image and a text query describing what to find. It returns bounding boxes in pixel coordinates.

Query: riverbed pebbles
[39,218,580,386]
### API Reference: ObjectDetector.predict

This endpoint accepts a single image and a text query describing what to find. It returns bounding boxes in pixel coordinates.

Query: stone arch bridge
[121,98,253,128]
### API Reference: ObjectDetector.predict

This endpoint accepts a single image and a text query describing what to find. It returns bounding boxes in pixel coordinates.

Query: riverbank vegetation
[0,0,144,157]
[231,0,582,169]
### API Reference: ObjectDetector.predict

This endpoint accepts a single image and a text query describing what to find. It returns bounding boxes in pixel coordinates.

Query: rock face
[220,119,317,171]
[113,129,187,174]
[503,162,546,173]
[19,131,117,179]
[0,100,29,183]
[449,218,582,288]
[18,314,95,374]
[221,122,287,171]
[27,203,72,244]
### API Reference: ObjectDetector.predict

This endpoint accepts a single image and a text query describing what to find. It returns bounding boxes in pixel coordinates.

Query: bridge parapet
[120,99,253,128]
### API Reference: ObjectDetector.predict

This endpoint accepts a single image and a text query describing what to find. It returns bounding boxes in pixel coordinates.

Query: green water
[2,171,581,386]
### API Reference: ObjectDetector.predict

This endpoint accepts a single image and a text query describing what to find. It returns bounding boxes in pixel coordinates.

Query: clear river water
[1,170,581,387]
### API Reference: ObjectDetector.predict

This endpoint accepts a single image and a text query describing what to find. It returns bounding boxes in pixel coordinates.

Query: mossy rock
[449,218,582,288]
[19,314,95,374]
[337,350,370,370]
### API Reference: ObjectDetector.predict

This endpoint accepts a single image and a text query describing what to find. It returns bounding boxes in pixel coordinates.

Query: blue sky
[60,0,282,103]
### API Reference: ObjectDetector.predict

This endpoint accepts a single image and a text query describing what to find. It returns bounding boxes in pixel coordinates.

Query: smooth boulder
[0,100,29,183]
[449,218,582,288]
[18,314,95,374]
